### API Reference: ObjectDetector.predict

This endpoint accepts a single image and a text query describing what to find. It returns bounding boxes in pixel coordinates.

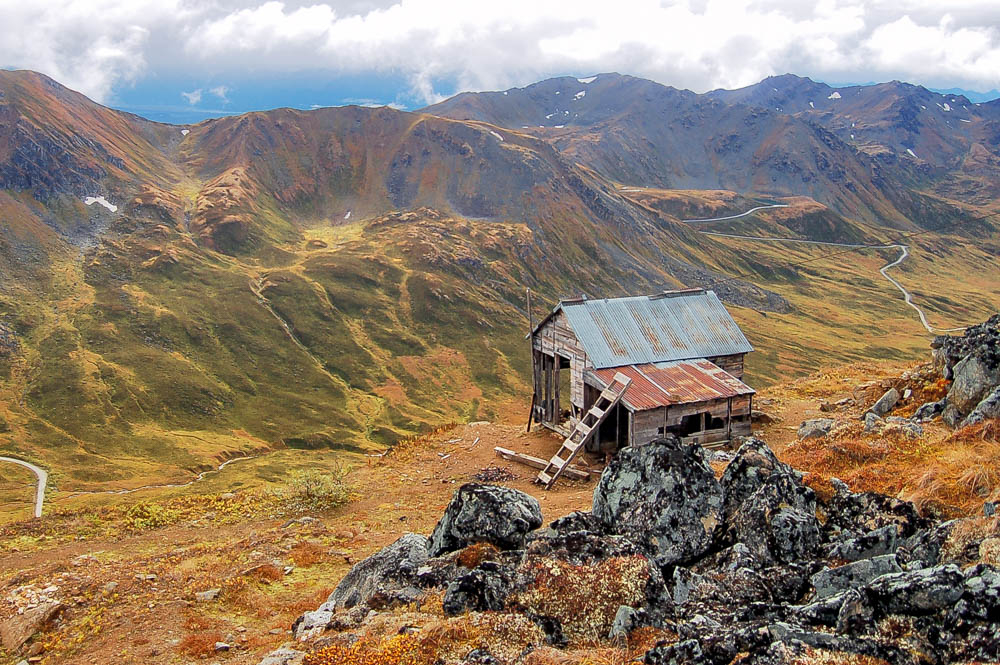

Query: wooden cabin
[528,289,754,450]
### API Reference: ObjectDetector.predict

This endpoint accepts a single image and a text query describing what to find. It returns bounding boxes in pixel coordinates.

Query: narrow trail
[0,456,47,518]
[691,212,969,334]
[61,454,259,498]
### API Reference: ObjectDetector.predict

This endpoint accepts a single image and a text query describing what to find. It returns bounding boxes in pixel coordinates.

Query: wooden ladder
[536,372,631,489]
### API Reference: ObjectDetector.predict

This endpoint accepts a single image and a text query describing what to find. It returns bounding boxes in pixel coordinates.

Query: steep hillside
[0,69,998,495]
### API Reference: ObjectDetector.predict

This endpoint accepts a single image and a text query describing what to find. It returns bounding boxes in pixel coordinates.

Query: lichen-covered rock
[811,554,901,600]
[826,524,898,562]
[593,436,723,566]
[797,418,836,439]
[728,473,820,564]
[441,562,514,615]
[864,564,965,614]
[961,386,1000,428]
[428,484,542,556]
[868,387,900,417]
[826,485,927,538]
[326,533,429,609]
[719,437,796,520]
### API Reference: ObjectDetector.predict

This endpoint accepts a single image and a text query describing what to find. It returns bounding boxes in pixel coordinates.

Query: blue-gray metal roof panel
[560,291,752,369]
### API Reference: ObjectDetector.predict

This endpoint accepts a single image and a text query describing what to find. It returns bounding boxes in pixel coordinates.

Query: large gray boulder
[428,483,542,556]
[961,386,1000,428]
[719,437,796,520]
[593,436,723,567]
[948,355,1000,415]
[728,473,820,564]
[327,533,429,609]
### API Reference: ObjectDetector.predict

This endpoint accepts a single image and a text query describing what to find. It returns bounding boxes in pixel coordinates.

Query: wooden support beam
[494,447,590,481]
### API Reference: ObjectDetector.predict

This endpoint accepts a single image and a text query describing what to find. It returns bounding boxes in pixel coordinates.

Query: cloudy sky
[3,0,1000,122]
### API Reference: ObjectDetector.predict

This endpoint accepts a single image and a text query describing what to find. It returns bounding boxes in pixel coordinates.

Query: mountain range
[0,69,998,489]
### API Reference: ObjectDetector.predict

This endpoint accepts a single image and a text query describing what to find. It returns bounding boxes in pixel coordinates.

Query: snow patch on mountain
[578,76,597,84]
[574,90,586,100]
[490,130,504,141]
[827,91,841,99]
[84,196,117,213]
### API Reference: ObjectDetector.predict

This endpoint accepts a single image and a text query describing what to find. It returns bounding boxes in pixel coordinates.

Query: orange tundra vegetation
[782,418,1000,519]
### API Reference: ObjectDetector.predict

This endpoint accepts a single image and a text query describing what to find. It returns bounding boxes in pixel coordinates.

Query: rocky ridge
[269,435,999,665]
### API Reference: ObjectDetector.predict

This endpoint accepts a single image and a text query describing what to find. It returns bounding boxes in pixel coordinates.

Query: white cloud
[181,88,203,105]
[209,85,230,103]
[2,1,1000,104]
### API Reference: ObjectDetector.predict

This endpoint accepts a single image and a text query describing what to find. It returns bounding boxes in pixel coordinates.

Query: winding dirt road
[681,204,789,223]
[0,456,47,518]
[694,221,968,334]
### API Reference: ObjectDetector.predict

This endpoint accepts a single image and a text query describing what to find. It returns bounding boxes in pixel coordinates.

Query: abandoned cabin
[529,288,754,451]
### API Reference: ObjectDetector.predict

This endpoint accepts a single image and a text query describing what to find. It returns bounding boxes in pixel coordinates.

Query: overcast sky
[3,0,1000,121]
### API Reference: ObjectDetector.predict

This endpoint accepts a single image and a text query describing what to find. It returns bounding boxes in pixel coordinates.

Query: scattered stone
[868,387,900,417]
[884,416,923,440]
[797,418,835,439]
[985,502,997,518]
[195,588,221,602]
[593,436,723,566]
[835,397,854,407]
[863,411,883,433]
[102,581,118,594]
[214,642,231,652]
[913,399,945,422]
[751,409,777,424]
[0,602,64,651]
[819,401,835,413]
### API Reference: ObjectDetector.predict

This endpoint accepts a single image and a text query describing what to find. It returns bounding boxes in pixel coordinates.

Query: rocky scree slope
[276,436,1000,665]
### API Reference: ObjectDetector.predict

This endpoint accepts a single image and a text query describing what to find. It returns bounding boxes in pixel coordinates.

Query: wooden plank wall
[531,311,589,410]
[707,353,746,380]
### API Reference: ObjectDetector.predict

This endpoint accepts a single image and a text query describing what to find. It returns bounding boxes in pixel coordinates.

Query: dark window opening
[679,412,707,436]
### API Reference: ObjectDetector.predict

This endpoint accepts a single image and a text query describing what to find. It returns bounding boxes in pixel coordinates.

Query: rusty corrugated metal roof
[557,290,752,369]
[588,359,754,411]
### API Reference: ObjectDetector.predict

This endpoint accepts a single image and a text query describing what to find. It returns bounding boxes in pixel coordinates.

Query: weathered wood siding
[707,353,746,380]
[531,311,589,409]
[628,395,753,447]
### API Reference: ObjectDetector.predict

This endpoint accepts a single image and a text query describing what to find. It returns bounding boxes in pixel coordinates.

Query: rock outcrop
[287,436,1000,665]
[921,314,1000,427]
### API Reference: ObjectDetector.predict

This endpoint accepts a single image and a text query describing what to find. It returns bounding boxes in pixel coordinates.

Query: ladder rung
[576,423,592,435]
[563,442,580,453]
[537,471,552,483]
[551,458,567,469]
[589,407,605,418]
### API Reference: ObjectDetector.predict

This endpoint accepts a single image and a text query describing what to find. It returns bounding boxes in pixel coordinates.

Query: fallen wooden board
[494,447,590,481]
